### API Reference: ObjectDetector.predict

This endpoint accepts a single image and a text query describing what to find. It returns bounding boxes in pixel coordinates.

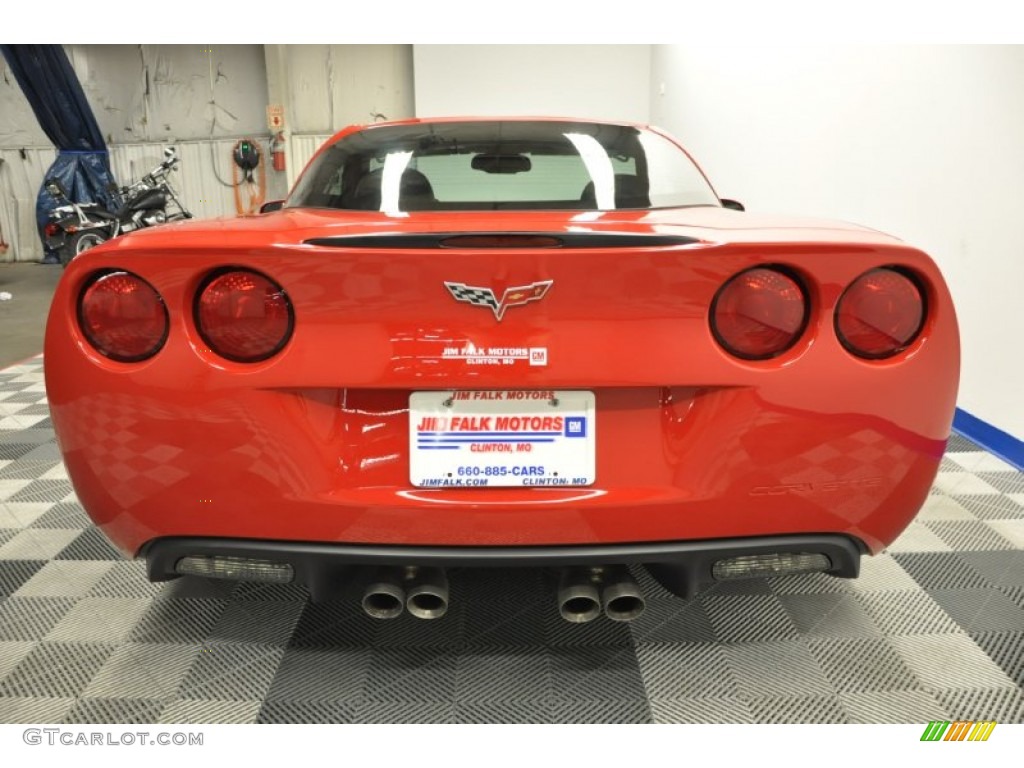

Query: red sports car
[44,117,960,623]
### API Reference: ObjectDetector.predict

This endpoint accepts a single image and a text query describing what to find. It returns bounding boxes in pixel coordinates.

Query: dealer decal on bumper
[409,390,595,487]
[439,343,548,367]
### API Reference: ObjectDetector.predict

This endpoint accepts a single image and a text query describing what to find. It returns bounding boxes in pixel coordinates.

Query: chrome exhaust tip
[405,567,449,620]
[557,567,602,623]
[361,568,406,620]
[601,566,646,622]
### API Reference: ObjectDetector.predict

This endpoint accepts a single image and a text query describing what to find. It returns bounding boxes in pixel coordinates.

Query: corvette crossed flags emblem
[444,280,553,321]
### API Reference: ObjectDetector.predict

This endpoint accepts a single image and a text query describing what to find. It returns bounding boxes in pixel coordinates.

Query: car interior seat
[579,174,651,209]
[351,168,437,211]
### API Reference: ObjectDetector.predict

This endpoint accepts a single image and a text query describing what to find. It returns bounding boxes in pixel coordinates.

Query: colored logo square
[565,417,586,438]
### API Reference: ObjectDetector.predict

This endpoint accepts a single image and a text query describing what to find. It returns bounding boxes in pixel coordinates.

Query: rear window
[287,121,720,213]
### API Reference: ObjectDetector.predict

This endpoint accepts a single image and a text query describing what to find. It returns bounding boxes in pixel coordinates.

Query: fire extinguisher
[271,132,286,172]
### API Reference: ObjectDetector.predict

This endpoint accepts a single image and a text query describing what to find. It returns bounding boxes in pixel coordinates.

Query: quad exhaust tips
[361,566,449,620]
[557,566,646,623]
[364,564,642,623]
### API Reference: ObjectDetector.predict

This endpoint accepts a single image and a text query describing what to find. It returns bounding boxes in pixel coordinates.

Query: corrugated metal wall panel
[287,134,333,189]
[0,147,57,263]
[0,138,294,263]
[2,135,357,264]
[109,137,289,222]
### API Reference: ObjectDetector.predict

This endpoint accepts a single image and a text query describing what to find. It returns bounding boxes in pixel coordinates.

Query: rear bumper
[141,533,865,601]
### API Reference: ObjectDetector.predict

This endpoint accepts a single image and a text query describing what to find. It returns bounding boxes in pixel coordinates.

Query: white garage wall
[650,44,1024,441]
[279,45,414,134]
[267,44,414,189]
[68,44,270,144]
[413,45,651,123]
[0,45,278,262]
[0,58,49,146]
[1,55,55,262]
[0,146,57,263]
[0,45,414,262]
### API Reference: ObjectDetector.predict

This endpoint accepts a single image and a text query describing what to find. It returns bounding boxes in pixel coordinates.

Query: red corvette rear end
[44,118,960,621]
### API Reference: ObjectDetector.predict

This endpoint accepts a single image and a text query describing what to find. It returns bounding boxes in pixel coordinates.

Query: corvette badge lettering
[444,280,553,321]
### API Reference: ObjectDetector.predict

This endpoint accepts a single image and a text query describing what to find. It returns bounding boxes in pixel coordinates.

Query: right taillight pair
[711,266,925,361]
[78,268,293,364]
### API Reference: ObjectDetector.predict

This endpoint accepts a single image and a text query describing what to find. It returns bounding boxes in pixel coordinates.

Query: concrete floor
[0,262,62,368]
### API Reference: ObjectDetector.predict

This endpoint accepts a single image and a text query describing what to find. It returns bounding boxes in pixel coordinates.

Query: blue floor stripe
[952,407,1024,471]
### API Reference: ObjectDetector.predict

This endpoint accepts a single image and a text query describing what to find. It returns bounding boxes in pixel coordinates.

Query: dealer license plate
[409,390,595,488]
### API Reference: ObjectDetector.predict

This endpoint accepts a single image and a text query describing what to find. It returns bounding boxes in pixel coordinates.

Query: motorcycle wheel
[61,231,108,268]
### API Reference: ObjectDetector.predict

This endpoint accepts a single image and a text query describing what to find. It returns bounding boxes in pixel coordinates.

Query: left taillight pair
[77,269,293,363]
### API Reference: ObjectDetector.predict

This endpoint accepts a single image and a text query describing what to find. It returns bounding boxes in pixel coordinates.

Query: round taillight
[836,268,924,359]
[195,269,293,362]
[711,267,808,359]
[78,271,168,362]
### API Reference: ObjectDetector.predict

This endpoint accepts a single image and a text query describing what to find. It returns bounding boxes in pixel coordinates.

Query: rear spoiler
[304,232,701,249]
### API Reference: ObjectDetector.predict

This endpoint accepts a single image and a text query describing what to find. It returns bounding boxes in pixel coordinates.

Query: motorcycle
[43,147,193,266]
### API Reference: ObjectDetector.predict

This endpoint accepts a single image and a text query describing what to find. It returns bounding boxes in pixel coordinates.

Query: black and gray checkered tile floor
[1,356,1022,723]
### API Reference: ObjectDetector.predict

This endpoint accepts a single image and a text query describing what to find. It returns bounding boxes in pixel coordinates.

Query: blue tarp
[0,44,118,259]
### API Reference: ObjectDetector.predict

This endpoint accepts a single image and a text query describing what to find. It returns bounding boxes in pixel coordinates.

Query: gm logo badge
[564,417,587,438]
